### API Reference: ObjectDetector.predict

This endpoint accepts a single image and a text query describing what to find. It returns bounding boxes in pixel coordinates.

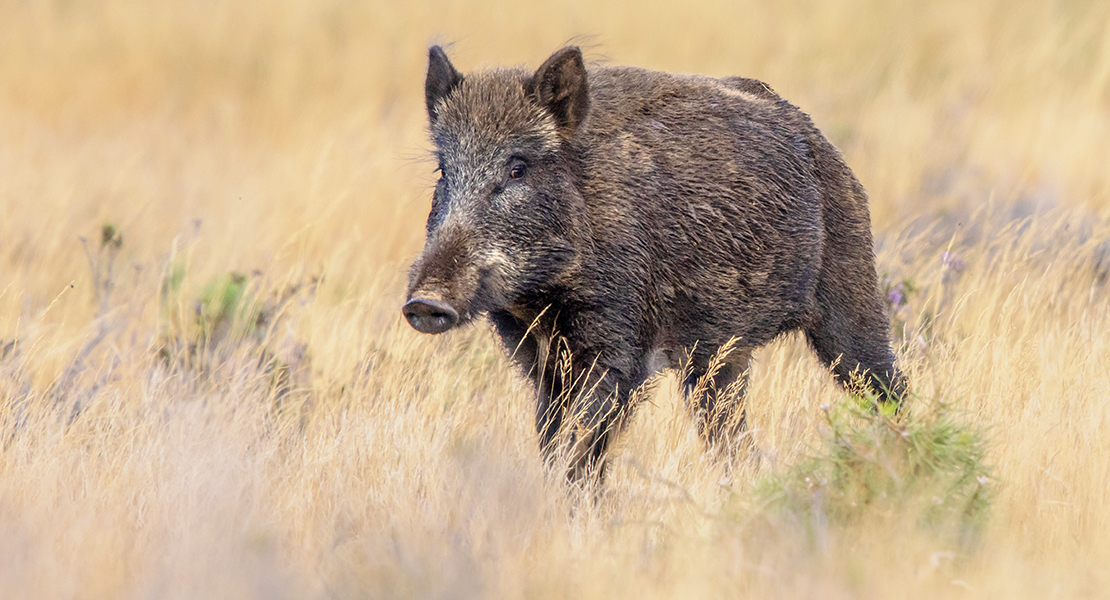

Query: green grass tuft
[755,389,991,544]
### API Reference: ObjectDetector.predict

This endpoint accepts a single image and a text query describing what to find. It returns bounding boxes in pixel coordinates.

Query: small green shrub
[157,263,317,400]
[755,389,991,543]
[196,271,260,347]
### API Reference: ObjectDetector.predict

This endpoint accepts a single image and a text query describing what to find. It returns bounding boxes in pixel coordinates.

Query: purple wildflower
[942,251,965,272]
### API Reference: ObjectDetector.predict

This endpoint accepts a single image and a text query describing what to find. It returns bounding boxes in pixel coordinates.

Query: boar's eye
[508,160,527,180]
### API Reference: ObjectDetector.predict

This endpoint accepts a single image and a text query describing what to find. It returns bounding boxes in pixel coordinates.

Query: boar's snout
[402,297,460,334]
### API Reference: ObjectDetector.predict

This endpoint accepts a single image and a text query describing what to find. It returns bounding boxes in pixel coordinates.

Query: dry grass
[2,0,1109,597]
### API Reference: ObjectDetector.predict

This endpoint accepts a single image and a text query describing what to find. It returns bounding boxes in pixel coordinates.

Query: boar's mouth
[402,297,460,334]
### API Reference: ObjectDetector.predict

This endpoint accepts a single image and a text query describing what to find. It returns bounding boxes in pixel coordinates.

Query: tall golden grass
[1,0,1109,597]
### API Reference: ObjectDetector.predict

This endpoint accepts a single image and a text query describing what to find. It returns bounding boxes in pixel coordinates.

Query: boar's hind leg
[682,348,753,455]
[807,137,906,404]
[804,272,906,404]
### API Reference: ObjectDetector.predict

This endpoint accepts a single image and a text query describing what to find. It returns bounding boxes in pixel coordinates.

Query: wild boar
[404,46,904,483]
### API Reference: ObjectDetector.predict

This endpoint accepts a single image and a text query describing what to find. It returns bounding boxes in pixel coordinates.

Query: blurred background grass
[1,0,1109,598]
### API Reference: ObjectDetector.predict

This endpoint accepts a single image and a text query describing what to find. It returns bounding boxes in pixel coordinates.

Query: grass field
[2,0,1109,597]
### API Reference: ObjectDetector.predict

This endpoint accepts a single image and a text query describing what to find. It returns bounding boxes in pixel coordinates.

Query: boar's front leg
[491,310,635,485]
[488,310,565,458]
[550,361,632,485]
[682,347,753,458]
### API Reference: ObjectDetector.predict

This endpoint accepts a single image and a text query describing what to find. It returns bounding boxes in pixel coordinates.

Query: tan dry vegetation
[1,0,1109,597]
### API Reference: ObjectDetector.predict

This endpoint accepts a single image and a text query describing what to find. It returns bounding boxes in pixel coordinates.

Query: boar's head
[404,46,590,334]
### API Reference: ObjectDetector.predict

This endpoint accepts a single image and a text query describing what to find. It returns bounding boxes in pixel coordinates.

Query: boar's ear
[426,46,463,122]
[529,46,590,138]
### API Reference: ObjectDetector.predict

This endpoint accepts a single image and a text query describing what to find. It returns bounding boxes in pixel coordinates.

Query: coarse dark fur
[404,46,905,484]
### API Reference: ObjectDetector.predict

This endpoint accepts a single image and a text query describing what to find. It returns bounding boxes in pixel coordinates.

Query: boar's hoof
[403,298,459,334]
